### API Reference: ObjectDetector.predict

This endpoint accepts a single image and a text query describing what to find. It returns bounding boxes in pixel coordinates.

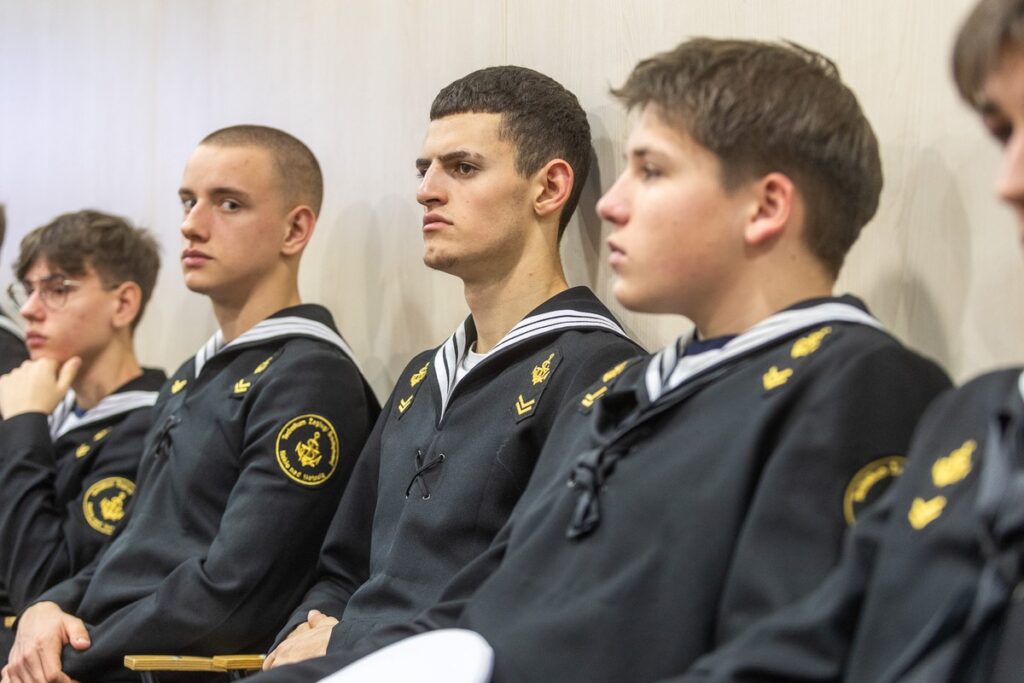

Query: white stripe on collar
[434,308,629,418]
[0,315,23,340]
[645,302,883,404]
[193,316,358,377]
[50,389,159,440]
[1016,369,1024,405]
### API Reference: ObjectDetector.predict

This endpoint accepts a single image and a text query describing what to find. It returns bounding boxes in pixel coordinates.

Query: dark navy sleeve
[57,347,375,680]
[0,331,27,377]
[0,407,151,612]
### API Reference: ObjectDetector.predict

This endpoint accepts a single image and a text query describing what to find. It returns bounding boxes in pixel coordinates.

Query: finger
[64,619,89,651]
[23,646,48,683]
[262,650,276,671]
[38,642,65,683]
[55,358,81,395]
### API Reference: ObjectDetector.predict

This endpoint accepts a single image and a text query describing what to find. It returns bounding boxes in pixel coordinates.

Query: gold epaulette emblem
[908,495,947,530]
[398,395,414,414]
[602,361,629,383]
[75,443,91,458]
[171,379,187,394]
[410,363,429,388]
[93,428,111,442]
[233,378,251,395]
[254,356,274,374]
[932,439,976,488]
[762,366,793,391]
[515,394,536,416]
[791,326,833,358]
[581,385,608,408]
[532,353,556,386]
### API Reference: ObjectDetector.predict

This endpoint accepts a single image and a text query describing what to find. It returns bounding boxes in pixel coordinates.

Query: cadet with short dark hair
[2,126,380,683]
[260,66,640,671]
[0,209,165,664]
[252,40,950,683]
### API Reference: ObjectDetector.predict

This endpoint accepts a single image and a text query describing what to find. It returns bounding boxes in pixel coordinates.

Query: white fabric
[454,345,489,385]
[49,389,159,440]
[315,629,493,683]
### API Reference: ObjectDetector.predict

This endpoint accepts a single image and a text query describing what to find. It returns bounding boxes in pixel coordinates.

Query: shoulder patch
[82,477,135,535]
[254,355,274,374]
[513,349,563,422]
[579,357,642,414]
[276,414,340,487]
[75,443,91,459]
[843,455,905,525]
[396,361,431,420]
[93,427,111,442]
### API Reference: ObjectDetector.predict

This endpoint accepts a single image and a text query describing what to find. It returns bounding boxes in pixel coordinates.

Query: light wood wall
[0,0,1016,395]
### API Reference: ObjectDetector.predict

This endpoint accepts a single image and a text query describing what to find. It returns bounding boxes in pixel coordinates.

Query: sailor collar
[50,379,160,441]
[644,299,883,404]
[433,287,629,417]
[193,307,357,378]
[0,313,23,340]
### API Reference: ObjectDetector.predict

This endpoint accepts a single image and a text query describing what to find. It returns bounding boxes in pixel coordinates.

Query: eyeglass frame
[6,274,88,311]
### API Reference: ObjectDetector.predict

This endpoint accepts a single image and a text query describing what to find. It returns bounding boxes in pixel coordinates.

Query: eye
[219,199,241,211]
[453,162,478,177]
[181,197,196,213]
[640,164,662,180]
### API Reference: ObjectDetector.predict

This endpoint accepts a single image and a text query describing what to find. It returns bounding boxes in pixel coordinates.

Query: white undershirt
[454,344,490,384]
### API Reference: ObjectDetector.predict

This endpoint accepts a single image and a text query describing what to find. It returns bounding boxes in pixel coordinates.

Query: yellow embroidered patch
[233,378,251,395]
[75,443,91,459]
[276,414,340,487]
[82,477,136,535]
[932,439,976,488]
[171,379,187,394]
[254,356,274,374]
[843,456,905,525]
[581,385,608,408]
[762,366,793,391]
[908,495,947,530]
[532,353,556,386]
[515,394,537,416]
[602,361,629,383]
[92,428,111,442]
[791,326,833,358]
[410,363,429,388]
[398,395,414,414]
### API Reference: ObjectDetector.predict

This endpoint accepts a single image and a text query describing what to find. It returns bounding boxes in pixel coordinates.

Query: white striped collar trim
[0,315,23,340]
[50,389,159,440]
[434,308,628,417]
[645,302,883,404]
[193,316,358,377]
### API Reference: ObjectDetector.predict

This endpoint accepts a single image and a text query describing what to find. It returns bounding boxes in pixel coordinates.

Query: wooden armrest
[211,655,265,671]
[124,656,225,672]
[3,616,15,629]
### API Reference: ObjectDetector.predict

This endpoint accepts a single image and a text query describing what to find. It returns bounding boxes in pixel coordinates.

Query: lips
[607,240,626,268]
[422,213,452,232]
[181,249,211,268]
[24,332,46,350]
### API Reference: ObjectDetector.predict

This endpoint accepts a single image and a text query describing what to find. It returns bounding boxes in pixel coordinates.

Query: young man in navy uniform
[252,41,952,683]
[260,66,640,671]
[0,210,164,663]
[2,126,380,683]
[652,3,1024,682]
[0,206,29,376]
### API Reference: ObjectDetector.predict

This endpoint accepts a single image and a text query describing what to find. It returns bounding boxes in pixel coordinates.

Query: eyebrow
[178,186,254,201]
[415,150,485,171]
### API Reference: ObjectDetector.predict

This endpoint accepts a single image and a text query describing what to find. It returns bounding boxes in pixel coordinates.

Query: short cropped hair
[15,210,161,329]
[613,38,883,278]
[201,125,324,217]
[431,66,592,238]
[953,0,1024,107]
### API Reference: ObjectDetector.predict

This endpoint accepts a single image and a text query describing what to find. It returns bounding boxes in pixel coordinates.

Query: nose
[416,164,446,208]
[19,287,45,322]
[180,201,209,243]
[597,170,630,228]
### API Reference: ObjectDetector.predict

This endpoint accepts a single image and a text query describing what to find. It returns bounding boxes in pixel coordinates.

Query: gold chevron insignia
[791,326,832,358]
[932,439,976,488]
[233,378,251,394]
[410,363,429,387]
[908,495,946,530]
[515,394,536,416]
[398,395,414,414]
[602,361,629,383]
[93,428,111,442]
[762,366,793,391]
[532,353,556,386]
[75,443,91,458]
[581,386,608,408]
[254,356,274,374]
[171,379,187,394]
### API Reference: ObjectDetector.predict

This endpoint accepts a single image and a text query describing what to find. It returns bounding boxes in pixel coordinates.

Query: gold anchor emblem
[295,431,323,468]
[410,363,429,387]
[398,395,414,414]
[171,379,187,394]
[234,378,251,394]
[515,394,536,416]
[99,491,128,522]
[532,353,556,386]
[908,496,947,529]
[932,440,976,488]
[254,356,273,374]
[791,327,832,358]
[75,443,91,458]
[581,386,608,408]
[762,366,793,391]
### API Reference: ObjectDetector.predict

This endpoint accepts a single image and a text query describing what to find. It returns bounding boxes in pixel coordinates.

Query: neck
[211,268,302,343]
[73,336,143,410]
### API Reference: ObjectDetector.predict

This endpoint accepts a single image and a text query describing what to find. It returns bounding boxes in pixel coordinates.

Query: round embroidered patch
[843,455,905,525]
[276,414,340,487]
[82,477,136,535]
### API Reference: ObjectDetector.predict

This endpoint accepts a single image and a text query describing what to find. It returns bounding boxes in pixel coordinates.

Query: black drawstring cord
[405,449,446,499]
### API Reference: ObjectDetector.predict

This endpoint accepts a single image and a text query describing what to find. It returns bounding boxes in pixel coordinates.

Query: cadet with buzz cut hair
[0,209,165,665]
[250,40,950,683]
[259,65,640,673]
[0,205,28,375]
[3,126,380,683]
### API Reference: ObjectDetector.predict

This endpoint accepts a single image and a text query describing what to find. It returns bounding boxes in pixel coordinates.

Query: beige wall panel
[0,0,1018,395]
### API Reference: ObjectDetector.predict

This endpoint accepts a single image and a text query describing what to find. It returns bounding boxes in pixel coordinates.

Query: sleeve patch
[276,414,340,487]
[843,455,905,525]
[83,477,136,535]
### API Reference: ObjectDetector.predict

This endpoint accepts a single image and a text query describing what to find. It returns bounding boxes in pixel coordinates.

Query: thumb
[56,357,82,394]
[65,617,91,650]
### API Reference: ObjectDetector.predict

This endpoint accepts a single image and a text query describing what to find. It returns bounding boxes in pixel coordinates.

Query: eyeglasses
[7,275,84,311]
